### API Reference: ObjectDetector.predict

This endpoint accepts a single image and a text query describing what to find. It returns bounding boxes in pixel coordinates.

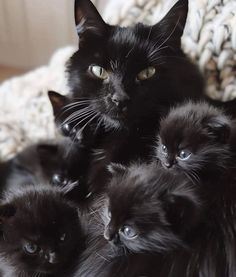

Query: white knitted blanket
[0,0,236,160]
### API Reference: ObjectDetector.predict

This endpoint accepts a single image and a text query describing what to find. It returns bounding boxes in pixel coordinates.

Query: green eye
[137,66,156,81]
[23,242,39,255]
[89,65,109,80]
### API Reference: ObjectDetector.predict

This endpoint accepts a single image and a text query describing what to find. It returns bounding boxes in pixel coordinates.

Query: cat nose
[111,93,130,110]
[45,251,59,264]
[104,226,119,243]
[164,162,172,168]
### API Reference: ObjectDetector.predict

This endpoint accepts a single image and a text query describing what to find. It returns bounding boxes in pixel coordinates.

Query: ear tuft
[107,163,127,175]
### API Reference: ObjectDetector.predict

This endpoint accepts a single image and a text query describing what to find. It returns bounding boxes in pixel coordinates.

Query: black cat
[73,162,203,277]
[99,160,236,277]
[48,0,207,198]
[0,185,84,277]
[0,139,90,203]
[104,162,202,254]
[156,101,235,185]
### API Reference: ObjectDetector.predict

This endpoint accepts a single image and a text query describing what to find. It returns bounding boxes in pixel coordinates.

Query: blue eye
[120,225,137,239]
[23,242,39,255]
[161,144,168,155]
[178,150,191,160]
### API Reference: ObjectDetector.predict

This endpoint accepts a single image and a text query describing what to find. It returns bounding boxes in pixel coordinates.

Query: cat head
[0,186,84,274]
[49,0,204,136]
[156,101,231,182]
[103,163,201,254]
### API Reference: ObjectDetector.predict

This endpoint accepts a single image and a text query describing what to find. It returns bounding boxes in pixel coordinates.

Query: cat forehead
[109,25,155,58]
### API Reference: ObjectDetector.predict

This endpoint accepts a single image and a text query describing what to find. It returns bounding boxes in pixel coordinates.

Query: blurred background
[0,0,108,82]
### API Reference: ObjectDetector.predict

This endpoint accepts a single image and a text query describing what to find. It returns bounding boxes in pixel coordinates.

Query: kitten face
[49,0,204,136]
[0,188,83,274]
[156,102,231,183]
[103,163,201,254]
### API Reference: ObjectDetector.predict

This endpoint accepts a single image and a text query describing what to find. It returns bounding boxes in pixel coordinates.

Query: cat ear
[107,163,127,175]
[48,91,67,116]
[164,187,201,233]
[0,204,16,223]
[204,115,231,143]
[152,0,188,49]
[74,0,108,39]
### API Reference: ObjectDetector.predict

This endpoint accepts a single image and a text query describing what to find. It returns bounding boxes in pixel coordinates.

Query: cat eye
[89,65,109,80]
[161,144,168,155]
[120,225,137,239]
[51,174,68,186]
[23,242,39,255]
[177,150,191,160]
[60,233,66,242]
[137,66,156,81]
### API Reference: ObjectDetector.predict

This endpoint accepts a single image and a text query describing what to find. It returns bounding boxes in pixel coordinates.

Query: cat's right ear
[0,204,16,224]
[204,115,231,143]
[107,163,127,175]
[151,0,188,49]
[48,91,67,116]
[74,0,108,40]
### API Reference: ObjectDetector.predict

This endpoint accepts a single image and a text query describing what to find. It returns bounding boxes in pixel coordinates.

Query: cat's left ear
[107,163,127,175]
[152,0,188,49]
[0,204,16,224]
[74,0,108,39]
[204,115,231,143]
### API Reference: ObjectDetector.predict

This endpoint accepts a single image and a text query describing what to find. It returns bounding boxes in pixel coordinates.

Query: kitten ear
[152,0,188,49]
[164,186,201,233]
[0,204,16,223]
[204,115,231,143]
[48,91,67,116]
[107,163,127,175]
[74,0,108,39]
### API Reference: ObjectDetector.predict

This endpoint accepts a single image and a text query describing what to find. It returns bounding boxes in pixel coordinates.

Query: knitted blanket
[0,0,235,160]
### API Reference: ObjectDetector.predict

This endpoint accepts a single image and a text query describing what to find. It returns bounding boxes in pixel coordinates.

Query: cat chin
[101,114,123,131]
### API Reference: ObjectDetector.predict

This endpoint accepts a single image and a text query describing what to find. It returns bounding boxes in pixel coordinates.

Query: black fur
[156,101,234,185]
[0,139,90,203]
[0,186,84,276]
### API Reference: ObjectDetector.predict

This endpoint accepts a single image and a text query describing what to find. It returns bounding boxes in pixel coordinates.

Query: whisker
[63,106,92,123]
[63,109,95,126]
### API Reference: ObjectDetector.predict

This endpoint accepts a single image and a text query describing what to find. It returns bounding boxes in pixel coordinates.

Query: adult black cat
[49,0,207,197]
[0,185,84,277]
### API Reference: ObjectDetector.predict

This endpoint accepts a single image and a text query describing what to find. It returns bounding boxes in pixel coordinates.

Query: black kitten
[101,161,236,277]
[103,162,202,254]
[156,101,234,184]
[0,139,90,202]
[71,162,202,277]
[0,185,84,276]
